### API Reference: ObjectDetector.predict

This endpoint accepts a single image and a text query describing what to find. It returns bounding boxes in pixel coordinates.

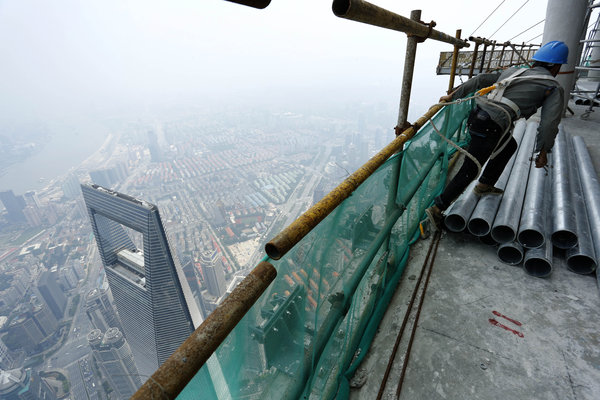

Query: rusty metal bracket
[407,20,437,43]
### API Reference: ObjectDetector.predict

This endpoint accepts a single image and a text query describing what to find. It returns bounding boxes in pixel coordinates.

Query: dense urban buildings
[81,184,202,378]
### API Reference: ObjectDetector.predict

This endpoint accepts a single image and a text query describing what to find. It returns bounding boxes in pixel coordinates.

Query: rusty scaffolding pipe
[486,41,496,71]
[332,0,469,48]
[499,42,507,68]
[397,10,422,130]
[468,42,480,78]
[131,261,277,400]
[448,29,462,93]
[266,104,444,260]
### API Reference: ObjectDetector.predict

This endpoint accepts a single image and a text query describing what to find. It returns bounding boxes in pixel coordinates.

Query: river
[0,119,109,195]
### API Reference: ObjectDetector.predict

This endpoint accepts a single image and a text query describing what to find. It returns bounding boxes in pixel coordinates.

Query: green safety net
[177,99,473,400]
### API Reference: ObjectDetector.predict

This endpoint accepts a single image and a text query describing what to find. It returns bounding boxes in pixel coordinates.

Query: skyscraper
[37,271,67,320]
[85,287,122,332]
[0,337,14,369]
[147,130,162,162]
[88,328,142,399]
[199,250,227,298]
[62,173,81,199]
[81,184,201,378]
[0,190,25,224]
[31,301,58,337]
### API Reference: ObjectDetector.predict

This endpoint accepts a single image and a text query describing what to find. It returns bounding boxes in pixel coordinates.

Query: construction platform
[351,102,600,400]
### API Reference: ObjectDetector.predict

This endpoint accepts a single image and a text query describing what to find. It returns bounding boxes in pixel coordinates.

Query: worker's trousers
[434,107,518,211]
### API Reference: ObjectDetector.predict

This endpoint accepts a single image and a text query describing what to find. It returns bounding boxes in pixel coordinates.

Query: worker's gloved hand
[535,150,547,168]
[439,94,453,103]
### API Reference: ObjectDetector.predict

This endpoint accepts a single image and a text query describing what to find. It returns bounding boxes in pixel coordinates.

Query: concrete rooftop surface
[350,102,600,400]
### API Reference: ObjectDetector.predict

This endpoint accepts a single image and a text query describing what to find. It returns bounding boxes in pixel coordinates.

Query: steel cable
[471,0,507,37]
[490,0,531,39]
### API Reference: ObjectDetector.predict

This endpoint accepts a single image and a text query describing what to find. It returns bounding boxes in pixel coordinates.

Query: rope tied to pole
[407,20,437,43]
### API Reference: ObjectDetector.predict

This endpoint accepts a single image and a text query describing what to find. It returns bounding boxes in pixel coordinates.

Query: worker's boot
[473,183,504,196]
[424,205,444,231]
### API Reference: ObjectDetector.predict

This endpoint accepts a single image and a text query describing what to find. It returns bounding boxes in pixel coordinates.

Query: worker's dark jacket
[451,66,564,152]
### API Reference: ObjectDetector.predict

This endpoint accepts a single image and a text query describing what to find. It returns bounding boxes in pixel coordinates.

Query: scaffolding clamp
[407,20,437,43]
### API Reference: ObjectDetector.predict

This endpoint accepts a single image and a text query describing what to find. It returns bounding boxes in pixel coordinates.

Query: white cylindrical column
[541,0,589,110]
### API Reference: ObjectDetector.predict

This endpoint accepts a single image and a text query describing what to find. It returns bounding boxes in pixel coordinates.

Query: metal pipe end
[265,241,282,260]
[567,255,597,275]
[444,214,466,232]
[491,226,516,244]
[332,0,351,16]
[551,230,578,249]
[468,218,491,237]
[517,229,545,249]
[497,244,523,265]
[523,257,552,278]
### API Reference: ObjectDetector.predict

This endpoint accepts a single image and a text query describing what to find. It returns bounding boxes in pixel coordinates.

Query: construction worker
[426,40,569,229]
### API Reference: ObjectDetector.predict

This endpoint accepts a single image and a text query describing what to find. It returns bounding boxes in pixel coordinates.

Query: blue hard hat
[532,41,569,64]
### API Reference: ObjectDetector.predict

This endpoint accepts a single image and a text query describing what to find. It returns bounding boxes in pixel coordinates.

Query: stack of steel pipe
[491,121,537,245]
[441,120,599,279]
[466,120,527,237]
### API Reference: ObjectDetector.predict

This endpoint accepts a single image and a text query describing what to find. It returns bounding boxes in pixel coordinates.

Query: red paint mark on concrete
[492,310,522,326]
[489,318,524,338]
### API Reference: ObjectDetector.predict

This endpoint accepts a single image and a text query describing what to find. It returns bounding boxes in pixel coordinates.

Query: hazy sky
[0,0,553,125]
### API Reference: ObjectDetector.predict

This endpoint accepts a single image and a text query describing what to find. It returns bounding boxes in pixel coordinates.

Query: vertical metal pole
[479,41,489,74]
[486,41,496,71]
[526,44,534,60]
[499,42,507,69]
[397,9,422,132]
[468,41,480,78]
[448,29,462,92]
[509,42,515,66]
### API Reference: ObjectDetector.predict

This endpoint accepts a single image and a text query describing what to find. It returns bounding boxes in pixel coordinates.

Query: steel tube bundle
[491,121,537,243]
[497,241,524,265]
[444,181,479,232]
[570,136,600,274]
[517,152,549,249]
[468,120,527,236]
[550,129,578,249]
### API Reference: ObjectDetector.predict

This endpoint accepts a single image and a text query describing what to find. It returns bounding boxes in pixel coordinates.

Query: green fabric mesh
[176,99,473,400]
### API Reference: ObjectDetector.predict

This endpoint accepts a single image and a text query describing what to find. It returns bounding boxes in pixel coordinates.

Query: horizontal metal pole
[575,66,600,71]
[224,0,271,9]
[468,36,494,45]
[266,104,444,260]
[332,0,469,48]
[132,261,277,400]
